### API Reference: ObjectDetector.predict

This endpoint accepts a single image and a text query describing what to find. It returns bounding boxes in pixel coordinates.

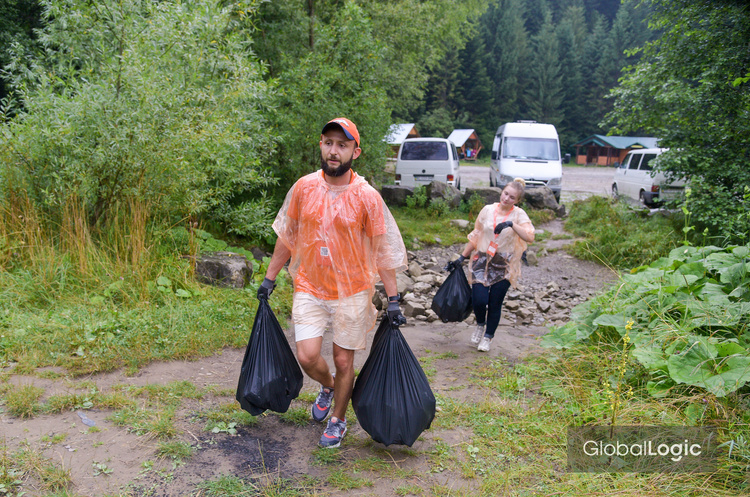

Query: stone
[413,282,433,294]
[537,301,551,313]
[450,219,471,230]
[195,251,253,289]
[404,301,426,317]
[524,186,560,211]
[408,261,423,278]
[426,181,462,208]
[504,300,520,311]
[397,273,415,295]
[525,251,539,266]
[463,186,503,205]
[380,185,414,207]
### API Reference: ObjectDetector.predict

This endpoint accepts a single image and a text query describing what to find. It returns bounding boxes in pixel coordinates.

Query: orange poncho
[273,170,407,308]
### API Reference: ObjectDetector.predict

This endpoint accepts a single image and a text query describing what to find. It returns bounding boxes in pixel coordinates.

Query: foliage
[543,242,750,398]
[605,0,750,244]
[265,1,391,192]
[565,196,682,269]
[0,0,277,240]
[0,0,44,102]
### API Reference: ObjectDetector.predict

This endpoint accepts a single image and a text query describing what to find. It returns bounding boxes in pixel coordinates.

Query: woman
[445,178,535,351]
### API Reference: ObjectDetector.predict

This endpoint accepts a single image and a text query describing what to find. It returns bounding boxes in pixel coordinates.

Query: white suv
[612,148,686,207]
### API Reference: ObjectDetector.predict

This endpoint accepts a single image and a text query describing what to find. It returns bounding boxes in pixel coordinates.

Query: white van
[490,121,563,201]
[395,138,461,189]
[612,148,686,207]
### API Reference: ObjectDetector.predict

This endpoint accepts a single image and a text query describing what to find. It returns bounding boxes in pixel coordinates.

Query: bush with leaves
[605,0,750,244]
[0,0,277,240]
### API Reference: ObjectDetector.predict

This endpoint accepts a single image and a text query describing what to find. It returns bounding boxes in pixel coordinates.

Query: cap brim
[322,122,357,143]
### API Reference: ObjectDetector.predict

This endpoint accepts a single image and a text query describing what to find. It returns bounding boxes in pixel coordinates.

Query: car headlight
[547,177,561,186]
[499,174,515,185]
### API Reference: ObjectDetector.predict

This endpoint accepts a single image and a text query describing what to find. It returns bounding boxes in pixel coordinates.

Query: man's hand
[387,297,406,327]
[443,254,466,272]
[257,277,275,300]
[494,220,513,234]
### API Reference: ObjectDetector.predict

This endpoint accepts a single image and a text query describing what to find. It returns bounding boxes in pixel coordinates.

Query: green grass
[565,196,683,269]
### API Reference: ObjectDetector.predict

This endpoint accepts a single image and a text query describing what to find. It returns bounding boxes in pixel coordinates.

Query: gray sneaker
[312,384,334,422]
[471,324,485,345]
[319,417,347,448]
[477,336,492,352]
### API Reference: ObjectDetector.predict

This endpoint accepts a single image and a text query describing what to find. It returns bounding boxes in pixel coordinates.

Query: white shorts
[292,290,373,350]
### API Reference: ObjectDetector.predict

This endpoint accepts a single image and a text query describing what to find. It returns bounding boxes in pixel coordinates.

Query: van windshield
[502,137,559,160]
[401,141,449,161]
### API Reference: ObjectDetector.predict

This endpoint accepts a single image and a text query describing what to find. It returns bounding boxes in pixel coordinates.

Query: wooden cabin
[447,129,483,160]
[385,123,420,158]
[573,135,660,166]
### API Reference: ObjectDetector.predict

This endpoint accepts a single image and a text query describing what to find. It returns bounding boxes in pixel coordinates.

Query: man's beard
[321,156,353,177]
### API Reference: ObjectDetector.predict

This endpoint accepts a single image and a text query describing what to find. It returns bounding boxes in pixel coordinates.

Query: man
[257,117,407,448]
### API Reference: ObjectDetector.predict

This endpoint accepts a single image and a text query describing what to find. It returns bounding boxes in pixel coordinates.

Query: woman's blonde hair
[506,177,526,196]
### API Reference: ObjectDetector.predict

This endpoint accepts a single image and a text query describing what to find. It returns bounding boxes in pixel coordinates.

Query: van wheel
[612,184,619,198]
[489,173,494,187]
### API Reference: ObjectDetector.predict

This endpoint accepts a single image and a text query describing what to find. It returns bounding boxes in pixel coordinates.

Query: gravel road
[460,164,614,203]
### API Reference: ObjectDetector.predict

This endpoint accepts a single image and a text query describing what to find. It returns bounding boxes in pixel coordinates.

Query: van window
[627,154,642,170]
[451,143,458,161]
[502,137,559,160]
[639,153,658,171]
[401,141,449,161]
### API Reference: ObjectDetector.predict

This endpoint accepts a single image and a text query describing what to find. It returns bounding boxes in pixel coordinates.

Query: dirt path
[2,218,619,497]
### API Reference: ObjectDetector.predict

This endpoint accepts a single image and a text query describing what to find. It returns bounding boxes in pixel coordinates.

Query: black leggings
[472,279,511,339]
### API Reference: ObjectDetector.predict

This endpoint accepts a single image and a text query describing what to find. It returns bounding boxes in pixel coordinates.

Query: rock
[505,300,520,311]
[426,181,462,208]
[397,273,415,294]
[251,247,268,261]
[415,274,437,286]
[537,301,551,313]
[450,219,471,230]
[195,251,253,289]
[413,282,433,294]
[525,251,539,266]
[463,187,502,205]
[404,301,426,318]
[380,185,414,207]
[408,261,423,278]
[524,186,560,211]
[425,310,439,323]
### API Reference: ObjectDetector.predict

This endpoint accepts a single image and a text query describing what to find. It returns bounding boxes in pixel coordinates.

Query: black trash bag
[351,317,436,447]
[431,266,473,322]
[236,297,304,415]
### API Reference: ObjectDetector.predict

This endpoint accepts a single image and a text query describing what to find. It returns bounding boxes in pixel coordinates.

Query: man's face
[320,128,361,177]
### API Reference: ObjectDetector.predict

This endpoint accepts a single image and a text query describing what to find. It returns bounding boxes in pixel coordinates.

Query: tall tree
[605,0,750,243]
[523,9,564,126]
[456,33,495,144]
[555,4,586,150]
[481,0,529,126]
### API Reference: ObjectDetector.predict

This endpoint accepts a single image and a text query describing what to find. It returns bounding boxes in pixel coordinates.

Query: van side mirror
[563,153,571,164]
[491,151,497,160]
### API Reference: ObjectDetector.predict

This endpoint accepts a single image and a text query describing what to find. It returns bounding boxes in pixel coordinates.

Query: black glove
[444,254,466,272]
[494,220,513,234]
[257,277,275,300]
[387,297,406,327]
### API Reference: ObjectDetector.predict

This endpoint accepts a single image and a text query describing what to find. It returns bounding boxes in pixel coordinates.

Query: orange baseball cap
[321,117,360,147]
